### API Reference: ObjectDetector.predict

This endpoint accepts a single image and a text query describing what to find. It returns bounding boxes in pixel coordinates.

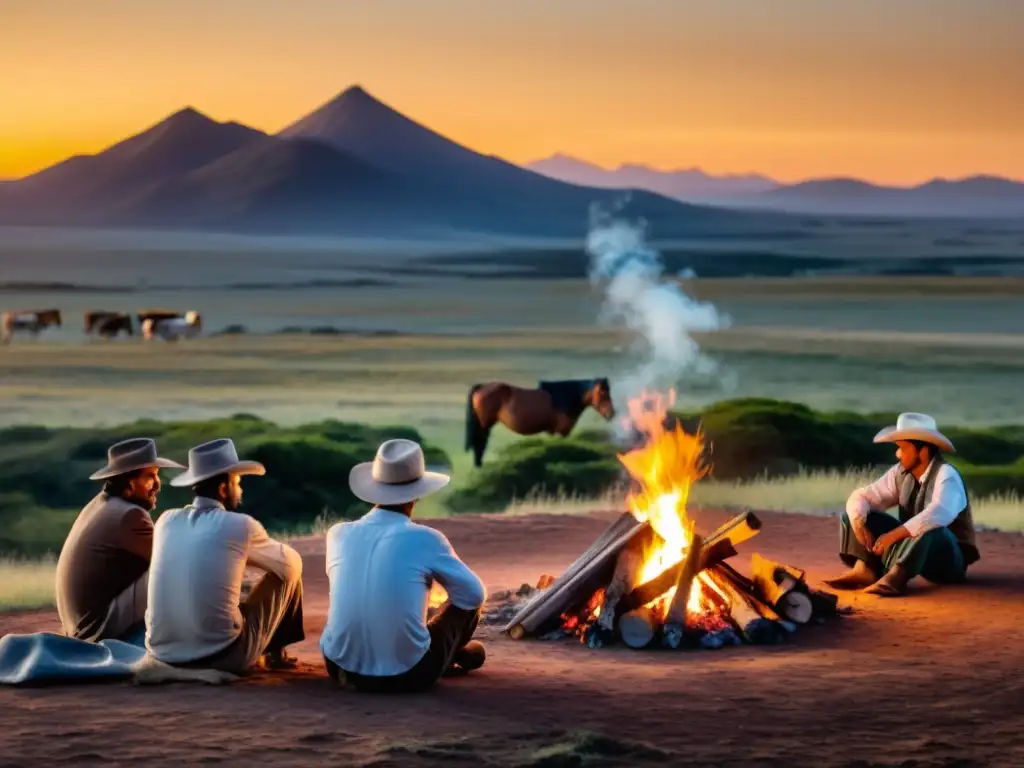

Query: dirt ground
[2,508,1022,767]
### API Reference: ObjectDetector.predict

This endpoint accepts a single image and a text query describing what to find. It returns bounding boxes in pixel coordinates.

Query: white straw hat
[873,413,955,453]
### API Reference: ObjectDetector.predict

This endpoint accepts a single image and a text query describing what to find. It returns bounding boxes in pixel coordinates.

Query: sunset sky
[2,0,1022,183]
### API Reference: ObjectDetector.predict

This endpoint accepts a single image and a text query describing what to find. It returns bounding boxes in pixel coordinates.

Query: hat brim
[348,462,450,506]
[873,426,955,454]
[169,460,266,487]
[89,456,186,481]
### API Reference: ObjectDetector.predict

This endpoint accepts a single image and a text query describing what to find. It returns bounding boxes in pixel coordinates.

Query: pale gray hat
[349,439,450,506]
[169,438,265,487]
[873,412,955,453]
[89,438,185,480]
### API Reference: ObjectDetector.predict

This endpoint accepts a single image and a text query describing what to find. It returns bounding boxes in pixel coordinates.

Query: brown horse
[466,378,615,467]
[1,309,62,344]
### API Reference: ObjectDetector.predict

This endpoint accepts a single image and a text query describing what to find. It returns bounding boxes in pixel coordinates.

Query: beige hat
[349,439,450,506]
[873,412,955,453]
[89,438,185,480]
[169,438,265,487]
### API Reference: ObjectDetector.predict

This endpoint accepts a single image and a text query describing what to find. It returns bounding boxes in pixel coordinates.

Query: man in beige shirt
[145,438,305,674]
[55,438,184,642]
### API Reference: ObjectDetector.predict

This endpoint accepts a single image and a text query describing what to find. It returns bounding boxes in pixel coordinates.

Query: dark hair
[192,473,230,500]
[378,501,416,517]
[103,469,143,498]
[908,439,940,457]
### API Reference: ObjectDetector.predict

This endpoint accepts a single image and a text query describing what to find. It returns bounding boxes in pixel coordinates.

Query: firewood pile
[503,509,842,650]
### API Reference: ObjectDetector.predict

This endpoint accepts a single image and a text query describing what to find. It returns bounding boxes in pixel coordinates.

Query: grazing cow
[1,309,62,344]
[142,311,203,341]
[137,309,185,329]
[84,311,134,339]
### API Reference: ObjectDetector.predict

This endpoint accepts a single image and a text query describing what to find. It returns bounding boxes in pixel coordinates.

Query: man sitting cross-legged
[145,439,305,674]
[56,438,184,642]
[321,438,487,693]
[825,413,980,597]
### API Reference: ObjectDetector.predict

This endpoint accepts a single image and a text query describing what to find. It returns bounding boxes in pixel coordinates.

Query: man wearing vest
[825,413,980,597]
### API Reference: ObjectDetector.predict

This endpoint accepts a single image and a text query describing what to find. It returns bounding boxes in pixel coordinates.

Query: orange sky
[1,0,1022,183]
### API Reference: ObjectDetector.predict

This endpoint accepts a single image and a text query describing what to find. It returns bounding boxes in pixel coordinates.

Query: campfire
[501,389,841,650]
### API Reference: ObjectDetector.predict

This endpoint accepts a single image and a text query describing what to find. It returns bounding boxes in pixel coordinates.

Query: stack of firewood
[504,510,841,649]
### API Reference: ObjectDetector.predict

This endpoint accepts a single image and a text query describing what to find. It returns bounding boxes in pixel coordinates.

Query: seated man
[145,438,305,673]
[55,438,184,642]
[825,413,980,597]
[321,438,487,693]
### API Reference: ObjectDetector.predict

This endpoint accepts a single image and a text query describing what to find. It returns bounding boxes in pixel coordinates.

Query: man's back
[55,492,153,640]
[321,508,485,677]
[145,505,253,662]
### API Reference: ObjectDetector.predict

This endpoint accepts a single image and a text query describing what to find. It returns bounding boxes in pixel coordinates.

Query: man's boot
[445,641,486,675]
[863,563,911,597]
[824,559,877,590]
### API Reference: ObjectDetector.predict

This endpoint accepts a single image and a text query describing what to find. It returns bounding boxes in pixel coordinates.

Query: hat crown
[371,439,426,485]
[896,412,938,431]
[187,438,240,476]
[108,438,158,465]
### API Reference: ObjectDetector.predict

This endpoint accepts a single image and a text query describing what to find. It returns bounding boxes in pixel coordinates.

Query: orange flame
[617,388,711,617]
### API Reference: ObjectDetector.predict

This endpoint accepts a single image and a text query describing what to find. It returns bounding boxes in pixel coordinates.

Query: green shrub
[446,438,624,512]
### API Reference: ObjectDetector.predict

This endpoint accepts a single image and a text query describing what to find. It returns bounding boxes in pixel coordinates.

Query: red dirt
[2,508,1023,767]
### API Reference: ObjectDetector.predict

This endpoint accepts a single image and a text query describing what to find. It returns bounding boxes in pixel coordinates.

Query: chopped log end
[619,607,657,649]
[508,624,526,641]
[780,590,814,624]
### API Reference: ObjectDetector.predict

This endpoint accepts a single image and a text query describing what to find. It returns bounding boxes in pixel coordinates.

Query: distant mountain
[8,108,267,222]
[0,87,787,236]
[749,175,1024,217]
[527,153,779,200]
[528,153,1024,218]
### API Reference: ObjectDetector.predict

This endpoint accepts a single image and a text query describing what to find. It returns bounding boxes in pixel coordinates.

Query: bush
[446,438,624,513]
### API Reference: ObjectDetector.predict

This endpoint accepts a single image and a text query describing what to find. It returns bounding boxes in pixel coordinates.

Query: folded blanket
[0,631,147,685]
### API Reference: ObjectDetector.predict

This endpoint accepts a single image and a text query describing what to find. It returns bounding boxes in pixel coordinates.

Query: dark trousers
[187,573,305,674]
[840,510,967,583]
[324,601,480,693]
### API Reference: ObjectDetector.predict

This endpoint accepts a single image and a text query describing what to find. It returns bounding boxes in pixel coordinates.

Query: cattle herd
[0,308,203,344]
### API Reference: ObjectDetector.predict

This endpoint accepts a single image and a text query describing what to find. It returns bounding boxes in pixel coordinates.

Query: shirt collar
[365,507,411,524]
[917,456,939,485]
[192,495,225,511]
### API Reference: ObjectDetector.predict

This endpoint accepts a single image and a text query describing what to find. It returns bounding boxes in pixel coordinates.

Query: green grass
[0,555,57,611]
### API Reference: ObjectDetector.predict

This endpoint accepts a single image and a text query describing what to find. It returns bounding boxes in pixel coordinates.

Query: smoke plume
[585,208,731,430]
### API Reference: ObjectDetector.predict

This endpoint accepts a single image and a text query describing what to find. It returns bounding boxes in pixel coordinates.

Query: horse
[84,310,133,339]
[465,378,615,467]
[1,309,62,344]
[143,310,202,341]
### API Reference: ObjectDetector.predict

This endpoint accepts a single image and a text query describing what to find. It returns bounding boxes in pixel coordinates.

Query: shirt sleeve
[846,465,900,523]
[245,516,303,582]
[902,464,967,538]
[119,507,154,561]
[429,532,486,610]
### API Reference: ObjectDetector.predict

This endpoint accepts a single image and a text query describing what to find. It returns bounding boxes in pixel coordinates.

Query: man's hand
[872,526,910,556]
[852,518,875,551]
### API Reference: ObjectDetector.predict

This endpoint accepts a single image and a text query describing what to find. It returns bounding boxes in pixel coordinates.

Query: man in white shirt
[825,413,980,597]
[145,438,305,673]
[320,438,487,693]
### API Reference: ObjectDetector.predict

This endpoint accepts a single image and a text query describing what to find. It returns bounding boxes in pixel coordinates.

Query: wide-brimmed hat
[349,439,450,506]
[169,438,266,487]
[89,438,185,480]
[873,412,955,453]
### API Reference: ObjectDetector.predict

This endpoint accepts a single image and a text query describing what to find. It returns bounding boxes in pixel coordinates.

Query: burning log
[704,510,762,552]
[664,532,705,626]
[596,545,645,633]
[614,530,747,619]
[750,553,813,625]
[705,566,785,645]
[619,606,657,649]
[504,511,648,639]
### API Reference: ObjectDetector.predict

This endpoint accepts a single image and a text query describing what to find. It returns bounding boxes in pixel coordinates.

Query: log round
[619,607,657,649]
[508,624,525,641]
[779,590,814,624]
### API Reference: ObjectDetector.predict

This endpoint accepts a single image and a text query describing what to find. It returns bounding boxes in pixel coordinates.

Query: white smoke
[585,209,731,431]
